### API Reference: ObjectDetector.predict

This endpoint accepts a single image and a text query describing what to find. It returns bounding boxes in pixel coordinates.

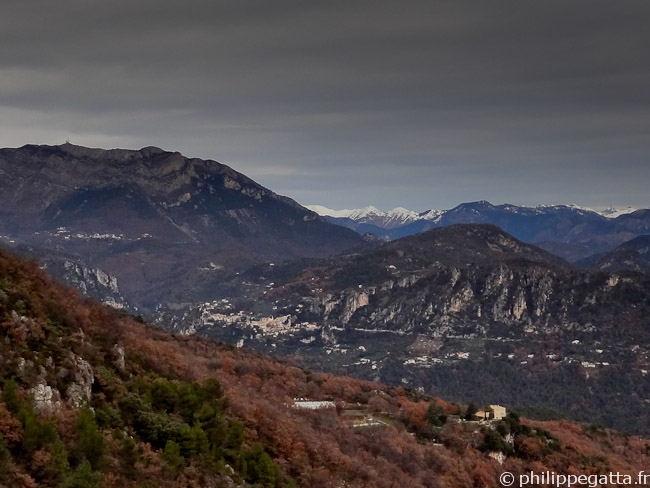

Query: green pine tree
[59,460,102,488]
[162,440,184,472]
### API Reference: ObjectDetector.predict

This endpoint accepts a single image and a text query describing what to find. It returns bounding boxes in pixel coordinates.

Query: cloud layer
[1,1,649,210]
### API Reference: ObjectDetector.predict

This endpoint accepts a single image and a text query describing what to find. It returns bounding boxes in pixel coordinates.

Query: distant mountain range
[308,202,650,261]
[2,143,650,435]
[308,203,639,224]
[306,204,436,229]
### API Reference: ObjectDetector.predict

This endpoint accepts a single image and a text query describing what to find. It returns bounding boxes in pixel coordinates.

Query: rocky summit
[0,143,362,309]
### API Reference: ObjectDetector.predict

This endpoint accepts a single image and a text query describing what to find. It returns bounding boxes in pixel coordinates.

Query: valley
[1,245,649,487]
[1,144,649,438]
[158,225,650,434]
[4,2,650,486]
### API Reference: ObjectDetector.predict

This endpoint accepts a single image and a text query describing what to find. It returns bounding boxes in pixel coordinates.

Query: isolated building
[292,399,336,410]
[474,404,507,421]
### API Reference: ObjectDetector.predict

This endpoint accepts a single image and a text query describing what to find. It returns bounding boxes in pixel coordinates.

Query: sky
[1,1,649,211]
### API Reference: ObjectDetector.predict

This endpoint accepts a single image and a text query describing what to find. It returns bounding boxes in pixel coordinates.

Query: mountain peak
[386,223,571,269]
[347,205,384,219]
[0,143,363,307]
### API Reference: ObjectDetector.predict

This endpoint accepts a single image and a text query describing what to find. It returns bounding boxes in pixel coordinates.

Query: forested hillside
[179,225,650,434]
[1,247,649,488]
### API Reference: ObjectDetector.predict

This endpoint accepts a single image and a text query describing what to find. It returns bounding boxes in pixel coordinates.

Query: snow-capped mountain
[307,201,650,262]
[418,208,445,222]
[535,204,639,219]
[304,205,357,219]
[306,205,426,229]
[592,206,638,218]
[309,202,641,228]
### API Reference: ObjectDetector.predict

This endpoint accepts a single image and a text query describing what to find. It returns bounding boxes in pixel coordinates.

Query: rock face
[30,382,62,413]
[111,344,126,372]
[65,354,94,408]
[175,224,650,340]
[174,225,650,434]
[283,234,646,338]
[0,143,362,309]
[54,259,128,309]
[6,244,131,310]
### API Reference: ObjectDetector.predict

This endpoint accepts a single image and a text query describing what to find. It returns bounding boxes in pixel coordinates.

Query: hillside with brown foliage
[0,246,649,488]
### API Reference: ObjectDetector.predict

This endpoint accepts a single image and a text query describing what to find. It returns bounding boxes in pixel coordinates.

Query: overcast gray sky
[1,1,649,211]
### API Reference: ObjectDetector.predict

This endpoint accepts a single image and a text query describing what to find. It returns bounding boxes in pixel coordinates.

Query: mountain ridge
[309,201,650,261]
[308,202,640,222]
[578,234,650,274]
[175,223,650,435]
[0,143,364,309]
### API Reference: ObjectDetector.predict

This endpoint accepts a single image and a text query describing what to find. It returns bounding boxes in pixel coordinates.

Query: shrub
[74,409,104,470]
[427,402,446,426]
[151,379,177,412]
[20,409,58,455]
[245,443,278,487]
[59,460,101,488]
[480,430,511,455]
[117,435,138,479]
[2,378,20,414]
[162,440,183,472]
[0,435,10,481]
[464,403,478,420]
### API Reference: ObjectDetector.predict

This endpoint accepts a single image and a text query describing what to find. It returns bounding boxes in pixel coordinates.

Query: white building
[292,399,336,410]
[474,404,507,421]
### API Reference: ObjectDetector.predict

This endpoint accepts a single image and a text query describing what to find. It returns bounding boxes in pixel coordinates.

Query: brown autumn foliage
[0,246,649,488]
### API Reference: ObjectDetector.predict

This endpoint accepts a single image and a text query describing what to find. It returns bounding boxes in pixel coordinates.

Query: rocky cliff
[174,225,650,434]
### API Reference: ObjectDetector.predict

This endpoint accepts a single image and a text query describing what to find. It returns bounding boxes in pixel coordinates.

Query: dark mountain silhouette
[578,235,650,274]
[0,143,363,309]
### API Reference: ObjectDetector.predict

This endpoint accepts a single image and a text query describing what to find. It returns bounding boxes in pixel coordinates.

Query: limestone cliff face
[15,325,102,413]
[168,224,650,438]
[337,291,370,324]
[235,225,650,343]
[56,260,127,309]
[308,262,644,340]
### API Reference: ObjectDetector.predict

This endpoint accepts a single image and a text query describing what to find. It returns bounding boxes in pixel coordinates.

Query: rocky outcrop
[111,344,126,372]
[30,382,62,413]
[339,291,370,324]
[65,354,95,408]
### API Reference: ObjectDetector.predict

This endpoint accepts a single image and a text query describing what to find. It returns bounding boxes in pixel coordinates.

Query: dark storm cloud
[1,0,649,210]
